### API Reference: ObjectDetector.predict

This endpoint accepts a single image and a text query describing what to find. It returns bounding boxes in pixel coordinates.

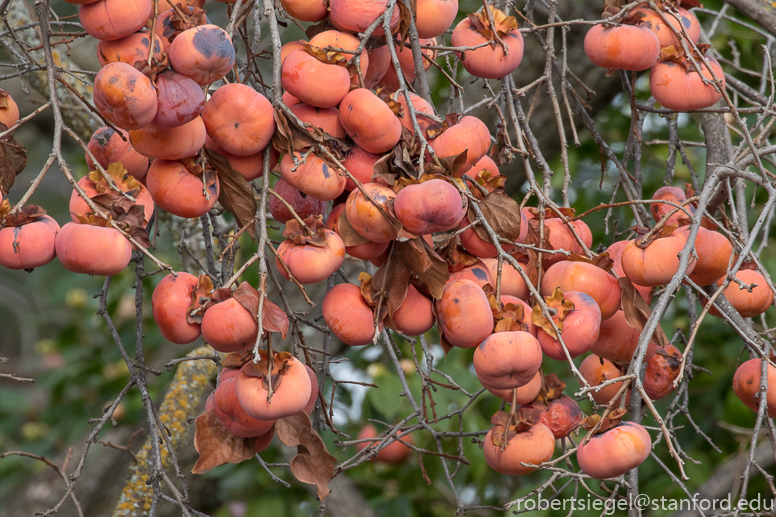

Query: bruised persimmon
[482,257,530,300]
[280,0,327,22]
[687,227,733,286]
[535,290,602,361]
[577,421,651,479]
[329,0,400,36]
[86,126,149,181]
[280,153,346,201]
[269,178,327,223]
[650,185,694,226]
[621,228,696,287]
[322,283,378,346]
[436,279,494,348]
[391,285,435,336]
[715,269,773,318]
[201,298,258,353]
[592,310,657,366]
[55,222,131,276]
[474,331,542,390]
[341,146,379,191]
[146,159,219,218]
[339,89,402,154]
[169,24,236,86]
[93,62,157,130]
[236,352,312,420]
[152,272,201,345]
[213,377,275,438]
[325,204,390,260]
[584,24,660,71]
[356,425,414,464]
[541,261,622,320]
[79,0,153,41]
[282,50,351,109]
[202,83,275,156]
[732,358,776,418]
[345,183,398,243]
[288,103,347,139]
[276,230,345,284]
[633,5,700,49]
[415,0,458,38]
[0,213,58,271]
[448,260,494,290]
[644,344,682,400]
[650,52,725,111]
[451,7,524,79]
[96,32,163,67]
[152,70,206,129]
[394,179,463,235]
[428,116,490,177]
[579,354,629,406]
[129,117,207,160]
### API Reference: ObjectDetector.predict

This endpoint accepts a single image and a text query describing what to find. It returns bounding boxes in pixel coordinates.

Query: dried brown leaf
[396,238,449,299]
[336,208,371,247]
[275,412,337,501]
[206,148,257,239]
[0,134,27,196]
[618,276,670,348]
[192,410,258,474]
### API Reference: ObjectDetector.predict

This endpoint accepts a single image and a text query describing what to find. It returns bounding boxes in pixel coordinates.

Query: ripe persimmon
[280,153,346,201]
[650,52,725,111]
[436,279,494,348]
[473,331,542,390]
[129,117,207,160]
[322,283,378,346]
[356,425,414,464]
[236,352,312,420]
[55,222,132,276]
[621,228,696,286]
[591,310,657,365]
[732,358,776,418]
[428,116,490,177]
[325,203,390,261]
[341,146,379,191]
[339,89,402,154]
[391,285,435,336]
[79,0,153,41]
[687,227,733,286]
[268,178,327,223]
[345,183,398,243]
[394,179,464,235]
[152,70,206,129]
[541,261,622,320]
[152,272,201,345]
[415,0,458,38]
[536,290,602,361]
[633,5,700,49]
[329,0,400,36]
[579,354,629,406]
[715,269,773,318]
[93,62,157,130]
[584,24,660,71]
[282,49,351,109]
[169,25,236,86]
[201,298,258,353]
[451,7,524,79]
[145,160,220,218]
[483,416,555,475]
[96,32,163,67]
[486,371,542,403]
[448,260,494,290]
[0,214,58,270]
[203,83,275,156]
[85,127,149,181]
[276,230,345,284]
[482,257,530,300]
[213,377,275,438]
[280,0,327,22]
[644,344,682,400]
[577,421,651,479]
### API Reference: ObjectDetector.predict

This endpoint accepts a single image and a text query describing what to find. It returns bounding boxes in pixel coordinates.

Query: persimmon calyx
[490,407,541,448]
[283,215,328,247]
[531,288,574,338]
[580,408,628,434]
[0,201,47,227]
[534,373,566,404]
[467,5,519,41]
[241,350,295,391]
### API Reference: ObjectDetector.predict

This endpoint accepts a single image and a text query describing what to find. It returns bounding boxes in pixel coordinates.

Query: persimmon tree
[0,0,775,515]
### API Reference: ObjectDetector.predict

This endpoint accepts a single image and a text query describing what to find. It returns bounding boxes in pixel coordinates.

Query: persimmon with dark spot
[169,24,236,86]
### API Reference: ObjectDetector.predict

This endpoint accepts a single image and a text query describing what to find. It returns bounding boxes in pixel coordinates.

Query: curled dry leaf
[425,113,460,140]
[187,275,215,324]
[73,213,113,227]
[435,234,480,272]
[469,191,522,245]
[241,350,295,391]
[579,408,627,434]
[394,0,417,45]
[222,349,254,369]
[396,237,449,299]
[467,5,519,41]
[565,252,614,273]
[535,373,566,404]
[275,411,338,501]
[490,407,542,447]
[531,288,574,339]
[304,19,337,40]
[283,215,328,247]
[192,409,263,474]
[272,108,325,158]
[1,202,46,227]
[469,169,506,192]
[437,148,469,176]
[485,287,529,333]
[133,54,170,83]
[618,276,670,348]
[336,208,371,247]
[166,5,208,43]
[0,130,27,195]
[232,282,290,339]
[360,253,412,328]
[205,147,258,239]
[658,44,713,72]
[372,144,415,186]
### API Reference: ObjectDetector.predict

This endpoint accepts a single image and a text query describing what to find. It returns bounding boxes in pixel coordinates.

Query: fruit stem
[266,332,274,403]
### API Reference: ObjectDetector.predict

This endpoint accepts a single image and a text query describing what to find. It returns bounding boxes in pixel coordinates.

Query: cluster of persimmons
[0,0,773,481]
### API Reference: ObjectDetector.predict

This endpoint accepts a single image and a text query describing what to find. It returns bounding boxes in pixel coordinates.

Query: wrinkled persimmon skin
[592,310,658,365]
[79,0,152,41]
[201,298,258,353]
[577,422,652,479]
[146,160,220,219]
[482,257,529,300]
[329,0,400,36]
[584,24,660,71]
[129,117,207,161]
[280,0,327,22]
[322,283,378,346]
[415,0,458,38]
[452,18,524,79]
[650,57,725,111]
[644,344,682,400]
[203,83,275,156]
[716,270,774,318]
[396,92,436,135]
[151,272,201,345]
[392,285,435,336]
[235,356,312,420]
[276,230,345,284]
[428,116,491,177]
[269,178,327,223]
[394,180,464,235]
[483,423,555,476]
[282,50,351,109]
[86,126,149,180]
[97,32,163,67]
[579,354,630,405]
[486,371,542,403]
[537,291,602,361]
[342,146,379,191]
[732,358,776,418]
[687,227,733,286]
[0,217,58,270]
[152,71,206,129]
[280,153,346,202]
[68,173,154,223]
[448,260,494,290]
[169,25,236,86]
[621,228,696,287]
[606,240,653,302]
[633,5,701,48]
[325,203,390,260]
[436,279,494,349]
[542,261,622,320]
[474,331,542,390]
[339,89,402,154]
[55,223,132,276]
[345,183,398,243]
[541,218,593,268]
[459,213,527,258]
[356,425,413,464]
[289,103,347,139]
[526,395,582,439]
[93,62,157,131]
[303,365,319,415]
[213,378,275,438]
